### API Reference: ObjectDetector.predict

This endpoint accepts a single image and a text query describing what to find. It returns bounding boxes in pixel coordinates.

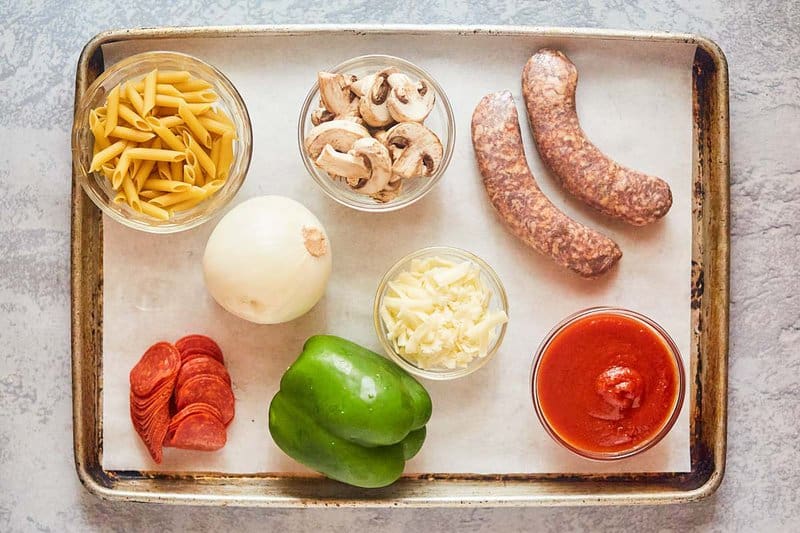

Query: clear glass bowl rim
[530,306,687,461]
[373,246,509,380]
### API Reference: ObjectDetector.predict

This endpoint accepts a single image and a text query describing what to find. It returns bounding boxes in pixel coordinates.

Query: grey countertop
[1,1,798,531]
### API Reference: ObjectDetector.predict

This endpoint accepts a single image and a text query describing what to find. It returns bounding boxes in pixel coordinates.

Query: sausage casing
[471,90,622,278]
[522,49,672,226]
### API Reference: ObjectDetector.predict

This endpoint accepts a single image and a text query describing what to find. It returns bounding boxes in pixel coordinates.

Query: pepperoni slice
[175,374,235,425]
[175,335,223,363]
[175,356,231,390]
[129,388,172,463]
[164,412,227,451]
[129,342,181,397]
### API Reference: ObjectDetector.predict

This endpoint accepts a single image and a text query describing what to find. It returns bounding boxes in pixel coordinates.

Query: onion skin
[202,195,332,325]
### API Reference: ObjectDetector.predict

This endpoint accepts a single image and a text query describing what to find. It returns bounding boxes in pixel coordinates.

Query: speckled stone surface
[1,1,798,531]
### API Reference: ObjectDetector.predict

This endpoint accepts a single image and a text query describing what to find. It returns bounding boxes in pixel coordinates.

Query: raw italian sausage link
[471,90,622,278]
[522,49,672,226]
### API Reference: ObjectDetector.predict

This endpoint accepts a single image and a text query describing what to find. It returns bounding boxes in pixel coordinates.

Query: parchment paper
[101,32,695,474]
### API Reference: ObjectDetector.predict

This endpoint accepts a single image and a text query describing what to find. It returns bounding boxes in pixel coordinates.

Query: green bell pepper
[268,335,432,488]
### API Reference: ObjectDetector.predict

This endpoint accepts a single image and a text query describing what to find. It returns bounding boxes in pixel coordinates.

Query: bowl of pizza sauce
[531,307,685,460]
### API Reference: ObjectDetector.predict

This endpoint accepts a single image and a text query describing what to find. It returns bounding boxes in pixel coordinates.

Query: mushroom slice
[318,71,359,117]
[310,107,335,126]
[304,120,370,159]
[315,144,369,181]
[372,180,404,203]
[358,68,399,128]
[350,137,393,195]
[350,74,375,98]
[385,122,444,179]
[386,73,435,123]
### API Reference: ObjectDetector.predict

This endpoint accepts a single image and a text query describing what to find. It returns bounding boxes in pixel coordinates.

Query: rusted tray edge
[71,24,729,507]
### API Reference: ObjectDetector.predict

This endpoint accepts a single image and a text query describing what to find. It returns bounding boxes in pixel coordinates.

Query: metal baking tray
[71,24,729,507]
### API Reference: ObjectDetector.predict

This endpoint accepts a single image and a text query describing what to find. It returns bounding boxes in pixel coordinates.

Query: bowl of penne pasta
[72,51,252,233]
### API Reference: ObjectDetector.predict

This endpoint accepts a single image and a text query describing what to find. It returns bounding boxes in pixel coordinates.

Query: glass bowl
[373,246,509,380]
[530,307,686,461]
[72,51,252,233]
[298,54,455,212]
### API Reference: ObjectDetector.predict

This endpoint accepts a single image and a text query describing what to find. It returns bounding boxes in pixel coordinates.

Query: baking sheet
[101,33,695,475]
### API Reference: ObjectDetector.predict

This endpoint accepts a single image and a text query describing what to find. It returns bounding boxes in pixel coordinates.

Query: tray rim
[71,24,729,507]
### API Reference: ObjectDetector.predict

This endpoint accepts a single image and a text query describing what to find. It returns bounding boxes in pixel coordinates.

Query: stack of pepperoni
[129,334,234,463]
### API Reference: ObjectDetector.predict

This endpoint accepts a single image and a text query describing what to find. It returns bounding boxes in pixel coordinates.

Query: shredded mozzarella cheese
[380,256,508,370]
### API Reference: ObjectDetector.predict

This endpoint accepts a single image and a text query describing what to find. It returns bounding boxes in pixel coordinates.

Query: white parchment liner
[101,32,695,475]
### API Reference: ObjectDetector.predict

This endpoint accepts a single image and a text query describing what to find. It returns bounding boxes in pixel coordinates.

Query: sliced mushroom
[318,72,359,117]
[350,137,393,195]
[315,144,370,181]
[350,74,375,98]
[386,73,435,123]
[304,120,370,160]
[372,180,403,203]
[358,68,398,128]
[373,129,389,146]
[385,122,443,179]
[310,107,335,126]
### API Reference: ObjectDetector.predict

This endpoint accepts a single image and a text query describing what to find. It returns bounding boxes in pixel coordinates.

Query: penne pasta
[202,179,225,195]
[203,107,234,127]
[198,116,234,136]
[132,139,160,192]
[156,160,172,180]
[138,189,165,200]
[154,94,184,108]
[89,140,127,172]
[124,81,146,116]
[216,130,235,181]
[122,175,142,212]
[104,85,120,136]
[109,126,155,143]
[149,187,206,207]
[181,130,215,179]
[143,69,157,115]
[178,102,212,148]
[140,201,170,221]
[125,148,185,162]
[173,79,213,92]
[159,115,184,128]
[112,191,127,205]
[183,163,197,186]
[209,136,222,172]
[155,70,191,84]
[142,179,192,193]
[168,195,208,212]
[145,116,185,151]
[118,103,150,130]
[184,149,201,185]
[170,160,183,181]
[111,151,132,189]
[180,90,218,103]
[101,162,116,181]
[89,109,111,151]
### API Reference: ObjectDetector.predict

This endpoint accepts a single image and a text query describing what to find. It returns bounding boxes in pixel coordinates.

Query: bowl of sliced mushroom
[298,55,455,211]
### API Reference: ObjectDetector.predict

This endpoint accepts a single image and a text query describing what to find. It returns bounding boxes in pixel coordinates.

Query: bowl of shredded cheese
[373,246,509,380]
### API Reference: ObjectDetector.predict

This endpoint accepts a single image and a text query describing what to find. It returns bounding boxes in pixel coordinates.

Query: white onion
[202,195,332,324]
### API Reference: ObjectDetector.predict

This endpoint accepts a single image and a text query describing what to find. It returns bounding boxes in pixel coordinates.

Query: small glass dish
[72,51,252,234]
[373,246,509,380]
[530,307,686,461]
[298,54,455,212]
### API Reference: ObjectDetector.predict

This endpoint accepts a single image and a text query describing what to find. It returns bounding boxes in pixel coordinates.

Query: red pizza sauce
[533,309,684,459]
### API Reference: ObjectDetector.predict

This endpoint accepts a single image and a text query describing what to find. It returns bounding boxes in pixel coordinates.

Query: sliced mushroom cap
[304,120,370,159]
[350,137,393,195]
[315,144,369,180]
[358,68,398,128]
[318,71,359,117]
[385,122,444,179]
[310,107,335,126]
[386,73,435,123]
[350,74,375,98]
